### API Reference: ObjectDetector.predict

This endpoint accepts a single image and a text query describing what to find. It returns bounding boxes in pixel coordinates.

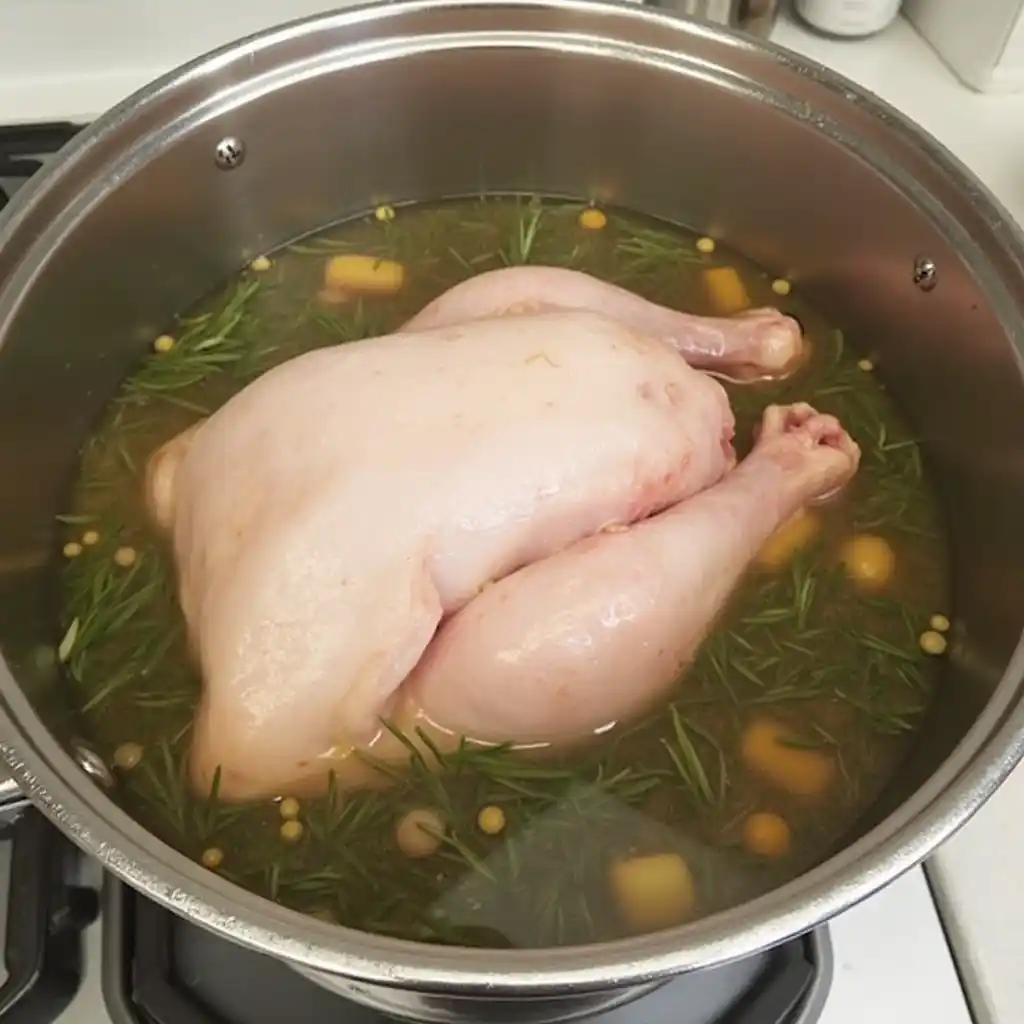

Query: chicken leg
[402,266,805,382]
[396,403,859,749]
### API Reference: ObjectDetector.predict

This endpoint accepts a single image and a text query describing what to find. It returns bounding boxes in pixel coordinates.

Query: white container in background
[794,0,902,38]
[904,0,1024,93]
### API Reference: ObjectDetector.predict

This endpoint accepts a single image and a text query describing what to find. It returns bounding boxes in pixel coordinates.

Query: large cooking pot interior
[0,0,1023,995]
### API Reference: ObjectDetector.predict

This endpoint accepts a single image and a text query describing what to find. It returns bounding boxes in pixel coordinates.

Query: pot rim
[2,0,1024,992]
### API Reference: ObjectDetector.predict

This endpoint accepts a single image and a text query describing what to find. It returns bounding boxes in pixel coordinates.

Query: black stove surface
[0,809,97,1024]
[0,122,832,1024]
[0,122,84,212]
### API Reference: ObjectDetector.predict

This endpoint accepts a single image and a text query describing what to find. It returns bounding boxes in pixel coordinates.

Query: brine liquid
[56,197,948,949]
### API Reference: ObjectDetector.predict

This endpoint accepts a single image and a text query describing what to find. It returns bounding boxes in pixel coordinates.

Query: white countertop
[2,5,1021,1024]
[823,868,972,1024]
[774,13,1024,217]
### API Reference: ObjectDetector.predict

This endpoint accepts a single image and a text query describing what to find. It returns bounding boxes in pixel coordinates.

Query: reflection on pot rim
[0,0,1022,1001]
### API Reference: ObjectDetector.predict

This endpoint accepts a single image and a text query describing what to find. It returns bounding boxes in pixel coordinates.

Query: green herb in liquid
[55,197,948,949]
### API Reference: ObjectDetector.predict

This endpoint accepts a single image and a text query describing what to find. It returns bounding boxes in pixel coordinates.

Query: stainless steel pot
[1,0,1024,1019]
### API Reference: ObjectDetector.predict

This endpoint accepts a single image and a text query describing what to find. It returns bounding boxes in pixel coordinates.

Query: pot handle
[0,807,98,1022]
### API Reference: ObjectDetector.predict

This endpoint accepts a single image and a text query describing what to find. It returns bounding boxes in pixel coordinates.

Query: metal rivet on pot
[913,255,937,292]
[214,137,246,171]
[72,744,114,789]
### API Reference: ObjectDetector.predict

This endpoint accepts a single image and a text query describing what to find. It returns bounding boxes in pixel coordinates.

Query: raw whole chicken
[146,266,859,802]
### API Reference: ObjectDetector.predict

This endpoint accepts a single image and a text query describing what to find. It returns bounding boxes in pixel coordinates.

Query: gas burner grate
[0,122,85,212]
[0,810,98,1024]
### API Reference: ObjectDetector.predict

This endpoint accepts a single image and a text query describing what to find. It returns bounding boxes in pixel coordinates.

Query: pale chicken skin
[400,403,859,746]
[146,268,857,802]
[403,266,806,383]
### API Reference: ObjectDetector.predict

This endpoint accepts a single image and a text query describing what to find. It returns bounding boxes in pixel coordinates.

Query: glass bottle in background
[794,0,903,39]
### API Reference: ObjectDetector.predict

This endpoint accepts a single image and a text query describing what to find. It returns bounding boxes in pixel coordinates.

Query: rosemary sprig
[120,278,268,403]
[309,298,387,344]
[614,222,703,272]
[498,197,544,266]
[662,706,720,807]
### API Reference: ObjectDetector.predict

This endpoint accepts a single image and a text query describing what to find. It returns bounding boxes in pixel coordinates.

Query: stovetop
[0,121,976,1024]
[0,123,85,213]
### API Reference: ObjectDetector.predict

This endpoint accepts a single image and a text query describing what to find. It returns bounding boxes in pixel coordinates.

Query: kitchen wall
[0,0,358,122]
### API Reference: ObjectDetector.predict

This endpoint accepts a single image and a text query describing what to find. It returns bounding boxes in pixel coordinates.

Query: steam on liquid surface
[56,198,949,949]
